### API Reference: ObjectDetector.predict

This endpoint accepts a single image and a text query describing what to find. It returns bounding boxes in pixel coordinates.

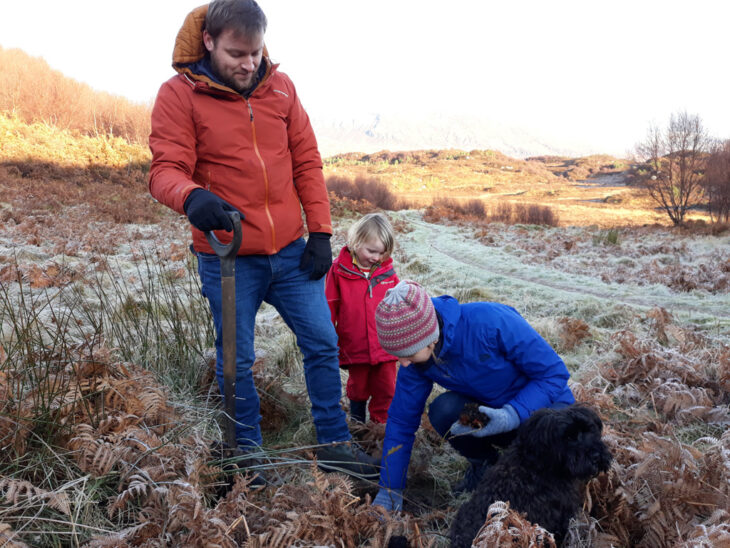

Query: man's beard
[211,58,259,94]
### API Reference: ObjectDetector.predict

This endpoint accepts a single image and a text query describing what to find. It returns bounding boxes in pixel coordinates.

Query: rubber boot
[350,399,367,424]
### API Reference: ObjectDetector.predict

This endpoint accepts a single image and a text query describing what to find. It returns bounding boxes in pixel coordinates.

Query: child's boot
[349,399,367,423]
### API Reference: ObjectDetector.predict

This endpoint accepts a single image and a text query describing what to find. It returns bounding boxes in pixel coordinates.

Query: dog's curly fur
[450,405,612,547]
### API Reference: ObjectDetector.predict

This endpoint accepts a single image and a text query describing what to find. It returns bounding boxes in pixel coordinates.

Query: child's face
[354,236,386,269]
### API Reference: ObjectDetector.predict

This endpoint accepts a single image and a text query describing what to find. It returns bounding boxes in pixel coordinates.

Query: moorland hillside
[0,56,729,547]
[0,47,151,144]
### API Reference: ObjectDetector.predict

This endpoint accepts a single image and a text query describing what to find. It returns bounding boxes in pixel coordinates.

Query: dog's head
[514,405,612,480]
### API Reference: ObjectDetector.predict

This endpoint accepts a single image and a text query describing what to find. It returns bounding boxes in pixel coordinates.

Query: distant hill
[310,111,603,159]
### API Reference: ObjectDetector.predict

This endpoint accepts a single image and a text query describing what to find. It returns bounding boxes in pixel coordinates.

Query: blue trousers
[427,391,569,461]
[196,238,350,449]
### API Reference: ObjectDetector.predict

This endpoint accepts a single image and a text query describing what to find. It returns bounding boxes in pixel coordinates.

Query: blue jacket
[379,296,575,489]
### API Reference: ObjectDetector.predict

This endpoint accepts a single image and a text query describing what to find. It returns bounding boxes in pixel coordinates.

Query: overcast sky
[1,0,728,156]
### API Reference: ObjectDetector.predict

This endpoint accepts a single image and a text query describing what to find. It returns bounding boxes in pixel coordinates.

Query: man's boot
[350,399,367,423]
[316,441,380,480]
[210,444,268,497]
[237,454,268,489]
[451,457,489,494]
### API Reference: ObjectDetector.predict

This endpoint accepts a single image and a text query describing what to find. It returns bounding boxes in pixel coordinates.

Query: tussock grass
[0,277,118,544]
[74,251,215,396]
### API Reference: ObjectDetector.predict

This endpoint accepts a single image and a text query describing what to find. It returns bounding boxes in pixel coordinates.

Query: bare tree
[636,112,709,225]
[702,139,730,223]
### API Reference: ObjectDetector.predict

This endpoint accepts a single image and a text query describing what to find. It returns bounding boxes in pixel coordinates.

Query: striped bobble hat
[376,280,439,358]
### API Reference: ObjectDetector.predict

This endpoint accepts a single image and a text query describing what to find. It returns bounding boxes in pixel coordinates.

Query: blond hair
[347,213,395,260]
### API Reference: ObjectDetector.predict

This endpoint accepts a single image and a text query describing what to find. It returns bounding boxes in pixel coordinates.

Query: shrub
[525,203,559,226]
[701,140,730,223]
[325,175,408,211]
[463,199,487,217]
[490,202,559,227]
[431,197,486,219]
[490,201,514,224]
[0,47,151,144]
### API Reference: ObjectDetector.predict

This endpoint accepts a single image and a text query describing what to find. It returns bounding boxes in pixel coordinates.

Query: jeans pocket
[194,251,220,299]
[194,251,219,262]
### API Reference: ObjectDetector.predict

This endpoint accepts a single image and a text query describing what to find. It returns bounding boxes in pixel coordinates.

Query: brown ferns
[471,501,556,548]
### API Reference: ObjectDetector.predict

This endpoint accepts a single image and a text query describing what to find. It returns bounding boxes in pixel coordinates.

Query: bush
[0,47,151,144]
[487,202,559,227]
[702,140,730,223]
[463,199,487,217]
[490,201,514,223]
[524,203,559,226]
[325,175,408,211]
[431,197,486,219]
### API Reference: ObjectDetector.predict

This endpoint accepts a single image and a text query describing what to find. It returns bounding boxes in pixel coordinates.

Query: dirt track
[399,215,730,327]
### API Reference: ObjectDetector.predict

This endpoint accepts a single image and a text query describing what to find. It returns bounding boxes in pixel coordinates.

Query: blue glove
[372,487,403,511]
[450,404,520,438]
[299,232,332,280]
[183,188,245,232]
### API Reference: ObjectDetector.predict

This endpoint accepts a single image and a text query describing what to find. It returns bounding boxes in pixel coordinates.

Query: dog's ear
[514,408,562,467]
[571,405,603,433]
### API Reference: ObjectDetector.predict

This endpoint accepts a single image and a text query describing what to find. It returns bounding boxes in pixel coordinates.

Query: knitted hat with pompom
[375,280,439,358]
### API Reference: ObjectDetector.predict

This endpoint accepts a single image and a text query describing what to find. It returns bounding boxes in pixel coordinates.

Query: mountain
[309,111,602,159]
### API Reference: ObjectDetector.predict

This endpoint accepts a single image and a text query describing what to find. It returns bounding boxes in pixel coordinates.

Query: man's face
[203,27,264,94]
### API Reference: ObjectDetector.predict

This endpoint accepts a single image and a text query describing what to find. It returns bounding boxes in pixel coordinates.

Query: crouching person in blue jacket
[371,280,575,512]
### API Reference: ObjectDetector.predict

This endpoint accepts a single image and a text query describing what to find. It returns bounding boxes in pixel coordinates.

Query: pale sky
[1,0,728,156]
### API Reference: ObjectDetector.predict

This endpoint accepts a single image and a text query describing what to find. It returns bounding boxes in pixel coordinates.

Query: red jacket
[325,246,400,367]
[148,5,331,256]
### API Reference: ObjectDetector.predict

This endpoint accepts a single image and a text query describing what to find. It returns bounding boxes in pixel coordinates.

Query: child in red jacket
[325,213,400,424]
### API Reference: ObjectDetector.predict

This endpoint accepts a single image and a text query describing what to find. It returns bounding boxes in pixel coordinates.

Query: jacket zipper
[246,99,277,253]
[339,264,373,296]
[338,264,394,298]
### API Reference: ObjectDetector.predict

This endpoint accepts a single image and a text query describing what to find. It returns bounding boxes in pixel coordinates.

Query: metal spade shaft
[205,211,243,451]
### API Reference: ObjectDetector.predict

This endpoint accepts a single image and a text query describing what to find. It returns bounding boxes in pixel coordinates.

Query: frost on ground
[380,211,730,334]
[1,206,729,547]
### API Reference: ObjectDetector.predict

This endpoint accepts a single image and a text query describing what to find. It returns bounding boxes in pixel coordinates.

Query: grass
[592,228,620,246]
[0,247,326,546]
[0,278,115,544]
[75,251,215,395]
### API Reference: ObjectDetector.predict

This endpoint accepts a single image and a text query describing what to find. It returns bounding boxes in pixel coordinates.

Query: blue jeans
[428,391,569,461]
[195,238,350,449]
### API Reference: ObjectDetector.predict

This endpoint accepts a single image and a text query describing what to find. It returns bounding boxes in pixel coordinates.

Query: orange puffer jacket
[149,5,331,256]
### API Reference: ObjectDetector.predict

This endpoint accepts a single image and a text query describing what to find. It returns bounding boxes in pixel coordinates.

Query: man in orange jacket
[149,0,378,480]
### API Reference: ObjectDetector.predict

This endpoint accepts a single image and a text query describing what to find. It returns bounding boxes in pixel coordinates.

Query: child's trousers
[345,361,397,423]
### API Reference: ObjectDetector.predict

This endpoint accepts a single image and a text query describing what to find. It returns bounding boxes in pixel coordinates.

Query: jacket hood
[171,4,273,93]
[333,246,394,279]
[432,295,461,357]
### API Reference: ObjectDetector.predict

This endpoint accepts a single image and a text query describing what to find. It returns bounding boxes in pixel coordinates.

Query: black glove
[183,188,245,232]
[299,232,332,280]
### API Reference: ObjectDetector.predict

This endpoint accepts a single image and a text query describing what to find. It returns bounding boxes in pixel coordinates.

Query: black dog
[450,405,612,547]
